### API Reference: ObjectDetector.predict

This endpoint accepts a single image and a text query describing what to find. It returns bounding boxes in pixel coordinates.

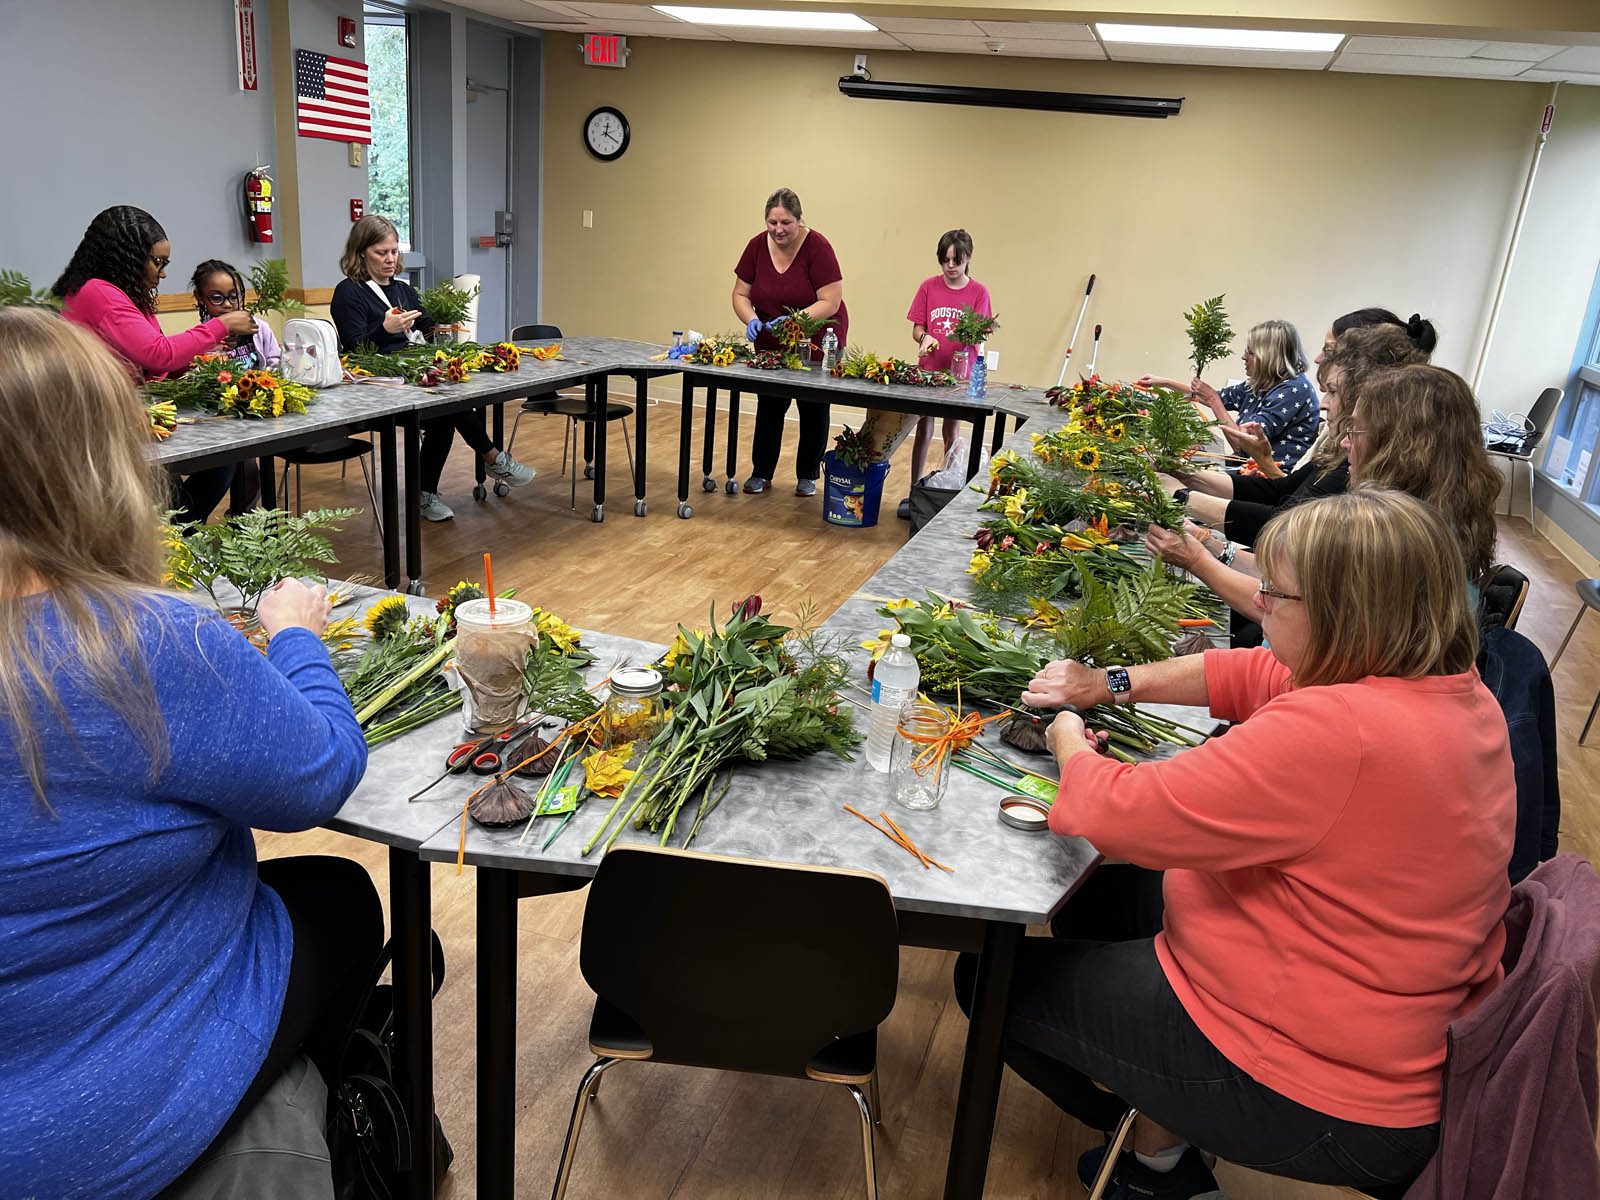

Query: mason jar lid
[610,666,664,697]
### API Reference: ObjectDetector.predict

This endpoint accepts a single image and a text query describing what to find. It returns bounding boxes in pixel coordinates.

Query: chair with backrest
[550,845,899,1200]
[277,437,383,538]
[1478,563,1531,633]
[1549,577,1600,744]
[1487,386,1562,517]
[503,323,634,508]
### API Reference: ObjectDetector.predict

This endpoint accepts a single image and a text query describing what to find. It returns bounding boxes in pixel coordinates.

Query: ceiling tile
[1518,68,1600,85]
[563,2,671,16]
[1342,36,1483,58]
[1473,41,1566,62]
[872,17,984,36]
[891,32,1103,59]
[717,28,902,48]
[993,40,1106,60]
[1331,52,1535,77]
[531,18,731,37]
[973,21,1096,42]
[1105,44,1334,70]
[462,0,590,21]
[1535,45,1600,73]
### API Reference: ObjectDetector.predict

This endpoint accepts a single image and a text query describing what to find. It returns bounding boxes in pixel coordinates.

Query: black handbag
[327,933,454,1200]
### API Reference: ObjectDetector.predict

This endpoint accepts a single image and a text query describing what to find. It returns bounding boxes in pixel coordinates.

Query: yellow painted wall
[541,38,1552,392]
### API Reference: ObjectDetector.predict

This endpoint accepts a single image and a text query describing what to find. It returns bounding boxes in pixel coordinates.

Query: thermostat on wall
[583,33,628,67]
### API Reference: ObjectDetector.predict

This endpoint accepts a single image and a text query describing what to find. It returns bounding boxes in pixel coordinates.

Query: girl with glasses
[190,259,280,369]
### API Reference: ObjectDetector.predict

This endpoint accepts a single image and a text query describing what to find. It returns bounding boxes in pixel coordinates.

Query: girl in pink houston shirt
[966,488,1515,1200]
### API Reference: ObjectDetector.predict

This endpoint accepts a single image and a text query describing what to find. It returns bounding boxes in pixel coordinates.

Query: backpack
[281,318,344,388]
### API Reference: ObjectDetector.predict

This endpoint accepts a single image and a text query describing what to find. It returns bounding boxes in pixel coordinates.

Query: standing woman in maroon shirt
[730,188,848,496]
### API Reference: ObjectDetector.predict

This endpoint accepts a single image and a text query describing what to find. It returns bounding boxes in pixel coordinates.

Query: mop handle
[1055,273,1096,387]
[1087,324,1103,375]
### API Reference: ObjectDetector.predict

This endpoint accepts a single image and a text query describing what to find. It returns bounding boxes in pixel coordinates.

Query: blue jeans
[954,866,1437,1191]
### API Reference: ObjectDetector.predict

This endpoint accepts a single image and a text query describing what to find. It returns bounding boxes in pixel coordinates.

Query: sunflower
[363,595,410,640]
[1072,446,1102,472]
[1106,422,1126,442]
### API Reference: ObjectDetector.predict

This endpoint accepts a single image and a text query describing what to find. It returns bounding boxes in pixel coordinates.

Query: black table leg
[944,920,1022,1199]
[403,413,423,594]
[633,373,648,517]
[474,407,488,500]
[700,385,718,494]
[493,400,505,448]
[725,389,741,493]
[677,375,695,519]
[590,376,607,523]
[965,414,989,481]
[378,422,402,591]
[260,456,278,509]
[990,414,1007,455]
[389,847,435,1200]
[477,867,518,1200]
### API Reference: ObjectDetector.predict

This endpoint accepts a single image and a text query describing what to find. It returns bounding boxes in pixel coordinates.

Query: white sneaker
[419,491,455,522]
[485,450,535,487]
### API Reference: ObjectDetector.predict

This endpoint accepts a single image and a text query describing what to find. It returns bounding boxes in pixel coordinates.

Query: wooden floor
[259,398,1600,1199]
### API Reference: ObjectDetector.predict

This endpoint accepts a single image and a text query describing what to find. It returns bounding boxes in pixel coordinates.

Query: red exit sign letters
[583,33,628,67]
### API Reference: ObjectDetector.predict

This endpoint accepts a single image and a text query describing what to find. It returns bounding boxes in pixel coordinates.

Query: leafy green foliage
[418,280,479,327]
[1185,295,1234,378]
[169,507,360,613]
[0,270,60,310]
[1043,564,1204,667]
[521,632,601,723]
[950,304,1000,347]
[245,259,306,320]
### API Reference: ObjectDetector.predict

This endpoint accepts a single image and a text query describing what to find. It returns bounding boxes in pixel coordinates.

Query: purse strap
[366,279,425,345]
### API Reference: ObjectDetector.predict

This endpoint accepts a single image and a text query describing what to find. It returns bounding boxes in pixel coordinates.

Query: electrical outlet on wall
[986,350,999,371]
[853,53,868,77]
[582,210,594,228]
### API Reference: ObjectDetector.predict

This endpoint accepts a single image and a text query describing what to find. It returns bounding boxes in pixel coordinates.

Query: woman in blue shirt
[1142,319,1321,469]
[0,307,379,1199]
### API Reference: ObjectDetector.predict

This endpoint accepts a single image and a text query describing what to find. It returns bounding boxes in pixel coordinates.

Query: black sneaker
[1076,1145,1226,1199]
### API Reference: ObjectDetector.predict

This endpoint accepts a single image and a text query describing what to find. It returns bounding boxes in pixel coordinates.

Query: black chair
[550,846,899,1200]
[277,437,382,538]
[1487,386,1562,517]
[503,323,635,509]
[1479,563,1531,632]
[1550,578,1600,744]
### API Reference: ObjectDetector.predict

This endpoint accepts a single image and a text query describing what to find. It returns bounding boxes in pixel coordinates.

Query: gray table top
[152,380,415,468]
[411,420,1216,925]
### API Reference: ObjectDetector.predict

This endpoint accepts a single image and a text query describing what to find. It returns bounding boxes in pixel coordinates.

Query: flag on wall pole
[295,49,371,143]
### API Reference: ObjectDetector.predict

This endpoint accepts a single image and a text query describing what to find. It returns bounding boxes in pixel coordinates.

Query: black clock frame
[583,106,630,162]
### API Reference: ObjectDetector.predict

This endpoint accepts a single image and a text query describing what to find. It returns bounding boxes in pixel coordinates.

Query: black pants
[954,865,1438,1191]
[212,855,385,1146]
[170,465,236,526]
[750,394,829,482]
[420,411,497,492]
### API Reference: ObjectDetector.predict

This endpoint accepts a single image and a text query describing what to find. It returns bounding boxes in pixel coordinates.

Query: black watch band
[1173,488,1191,505]
[1106,666,1132,701]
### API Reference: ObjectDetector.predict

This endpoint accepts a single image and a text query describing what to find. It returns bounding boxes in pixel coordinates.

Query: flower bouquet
[832,346,954,387]
[144,355,314,419]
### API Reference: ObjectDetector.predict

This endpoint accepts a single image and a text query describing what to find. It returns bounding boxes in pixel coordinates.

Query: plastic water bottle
[866,634,919,772]
[820,329,839,373]
[967,341,988,399]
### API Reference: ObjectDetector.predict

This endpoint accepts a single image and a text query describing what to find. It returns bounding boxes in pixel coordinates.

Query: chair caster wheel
[493,481,510,497]
[584,464,596,480]
[726,480,740,494]
[405,580,425,596]
[702,477,717,493]
[677,502,693,519]
[590,505,604,523]
[634,500,647,517]
[473,485,487,502]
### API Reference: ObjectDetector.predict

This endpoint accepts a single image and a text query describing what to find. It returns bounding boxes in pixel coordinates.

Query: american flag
[295,49,371,143]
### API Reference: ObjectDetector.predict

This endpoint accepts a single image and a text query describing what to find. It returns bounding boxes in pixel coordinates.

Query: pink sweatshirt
[62,279,226,382]
[1052,647,1515,1127]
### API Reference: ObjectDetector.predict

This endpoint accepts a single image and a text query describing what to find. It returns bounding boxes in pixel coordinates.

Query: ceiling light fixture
[1095,23,1343,53]
[653,6,877,32]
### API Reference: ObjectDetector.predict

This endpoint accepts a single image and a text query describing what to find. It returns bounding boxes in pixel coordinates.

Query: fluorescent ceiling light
[1096,23,1343,53]
[653,6,877,32]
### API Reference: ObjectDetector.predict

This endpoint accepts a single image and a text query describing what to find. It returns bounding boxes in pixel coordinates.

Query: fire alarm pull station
[350,198,364,221]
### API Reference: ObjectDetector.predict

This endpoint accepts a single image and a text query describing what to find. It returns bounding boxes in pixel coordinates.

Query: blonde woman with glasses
[962,490,1514,1200]
[0,309,381,1199]
[1141,318,1320,469]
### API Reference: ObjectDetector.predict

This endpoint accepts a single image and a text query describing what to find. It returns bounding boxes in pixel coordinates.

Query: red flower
[731,594,762,619]
[974,528,994,550]
[1034,540,1052,555]
[999,535,1015,550]
[216,370,233,385]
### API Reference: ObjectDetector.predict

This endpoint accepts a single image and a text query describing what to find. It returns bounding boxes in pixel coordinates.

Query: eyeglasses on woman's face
[1257,578,1303,605]
[148,253,171,272]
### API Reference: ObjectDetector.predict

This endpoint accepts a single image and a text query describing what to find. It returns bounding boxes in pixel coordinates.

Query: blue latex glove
[767,314,793,332]
[744,316,764,342]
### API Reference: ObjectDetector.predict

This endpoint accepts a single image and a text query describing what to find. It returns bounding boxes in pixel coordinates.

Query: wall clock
[583,106,630,162]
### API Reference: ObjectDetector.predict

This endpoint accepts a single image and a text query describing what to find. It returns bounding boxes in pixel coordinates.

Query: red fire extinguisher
[245,167,274,244]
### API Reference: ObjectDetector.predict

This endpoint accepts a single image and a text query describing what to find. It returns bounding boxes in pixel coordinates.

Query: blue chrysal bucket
[822,452,891,528]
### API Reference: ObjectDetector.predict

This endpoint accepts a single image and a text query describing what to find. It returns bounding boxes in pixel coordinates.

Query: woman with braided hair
[55,207,259,524]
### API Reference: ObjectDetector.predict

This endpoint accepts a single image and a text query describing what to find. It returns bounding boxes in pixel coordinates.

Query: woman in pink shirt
[966,489,1515,1200]
[899,229,993,519]
[54,207,258,524]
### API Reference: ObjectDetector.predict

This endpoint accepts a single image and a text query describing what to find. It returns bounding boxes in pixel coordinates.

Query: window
[366,13,411,248]
[1542,260,1600,502]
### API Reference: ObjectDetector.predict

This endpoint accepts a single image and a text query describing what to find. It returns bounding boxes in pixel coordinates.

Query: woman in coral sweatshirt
[55,206,260,525]
[984,488,1515,1200]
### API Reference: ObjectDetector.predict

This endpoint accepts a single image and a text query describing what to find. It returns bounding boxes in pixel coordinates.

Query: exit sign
[583,33,627,67]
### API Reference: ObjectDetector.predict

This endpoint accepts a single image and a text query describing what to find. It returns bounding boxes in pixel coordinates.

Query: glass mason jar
[604,666,666,749]
[888,702,952,812]
[950,347,972,381]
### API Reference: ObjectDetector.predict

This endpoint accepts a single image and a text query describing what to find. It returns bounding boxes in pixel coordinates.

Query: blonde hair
[340,215,400,281]
[0,308,172,803]
[1348,364,1502,584]
[1255,490,1478,688]
[1245,320,1308,394]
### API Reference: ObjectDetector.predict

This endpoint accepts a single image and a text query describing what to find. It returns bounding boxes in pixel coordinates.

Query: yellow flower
[967,549,992,576]
[1073,446,1101,472]
[989,449,1018,475]
[663,630,698,667]
[323,615,363,643]
[531,607,580,652]
[1001,488,1031,521]
[1023,598,1063,630]
[859,628,897,661]
[930,602,955,620]
[582,744,636,797]
[1106,422,1126,442]
[885,598,917,611]
[363,595,410,639]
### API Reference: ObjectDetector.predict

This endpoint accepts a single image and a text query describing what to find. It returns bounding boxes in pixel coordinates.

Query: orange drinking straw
[484,552,496,614]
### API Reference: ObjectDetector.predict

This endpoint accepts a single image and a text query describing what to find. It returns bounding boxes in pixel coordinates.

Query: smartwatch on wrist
[1218,541,1238,567]
[1173,488,1191,505]
[1106,666,1132,702]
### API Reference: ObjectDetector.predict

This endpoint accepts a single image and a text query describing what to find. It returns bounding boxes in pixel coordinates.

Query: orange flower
[216,370,233,385]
